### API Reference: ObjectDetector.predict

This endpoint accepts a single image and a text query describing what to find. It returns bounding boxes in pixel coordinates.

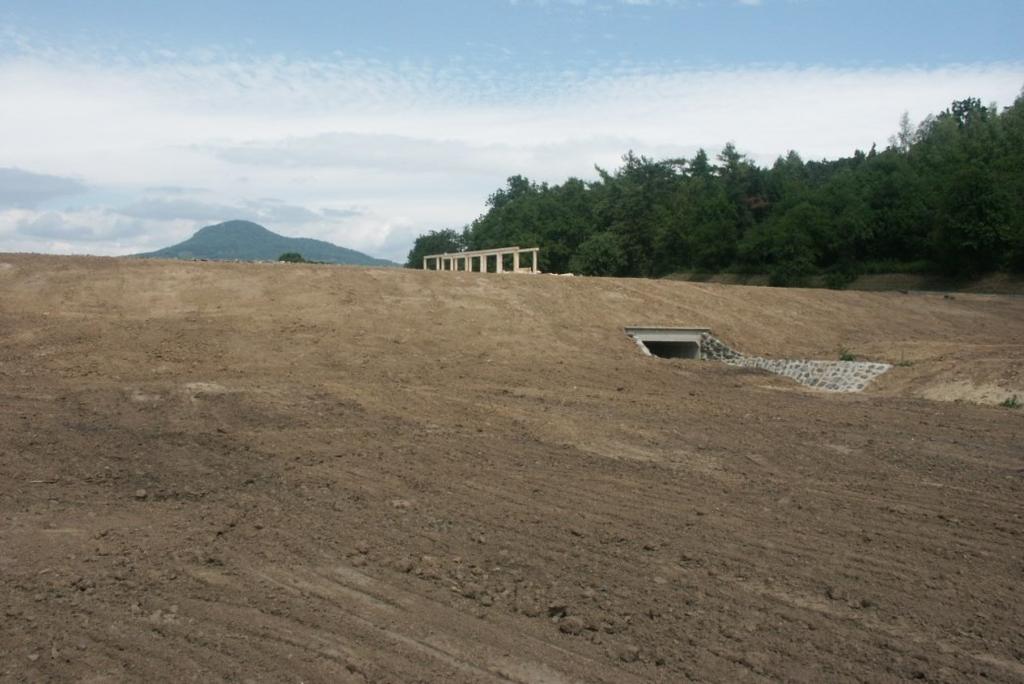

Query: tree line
[407,94,1024,286]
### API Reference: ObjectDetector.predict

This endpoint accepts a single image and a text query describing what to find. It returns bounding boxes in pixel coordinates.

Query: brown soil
[1,254,1023,683]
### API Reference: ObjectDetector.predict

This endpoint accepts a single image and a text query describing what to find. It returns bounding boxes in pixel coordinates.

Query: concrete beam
[422,246,541,274]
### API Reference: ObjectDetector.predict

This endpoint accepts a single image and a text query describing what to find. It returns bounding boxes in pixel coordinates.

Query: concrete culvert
[625,326,892,393]
[624,327,708,359]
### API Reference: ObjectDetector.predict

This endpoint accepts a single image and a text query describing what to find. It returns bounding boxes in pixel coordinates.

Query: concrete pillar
[496,252,503,273]
[532,250,538,273]
[513,251,520,272]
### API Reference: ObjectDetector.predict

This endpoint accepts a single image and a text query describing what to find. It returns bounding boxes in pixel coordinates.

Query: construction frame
[423,246,540,274]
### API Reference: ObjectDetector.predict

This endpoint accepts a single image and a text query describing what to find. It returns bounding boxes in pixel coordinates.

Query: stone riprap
[699,333,890,393]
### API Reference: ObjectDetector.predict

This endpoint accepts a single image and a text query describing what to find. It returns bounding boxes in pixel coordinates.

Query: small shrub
[1000,395,1021,409]
[838,347,856,362]
[824,270,857,290]
[823,262,859,290]
[278,252,308,263]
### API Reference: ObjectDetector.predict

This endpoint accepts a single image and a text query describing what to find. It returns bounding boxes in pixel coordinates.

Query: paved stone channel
[699,333,891,393]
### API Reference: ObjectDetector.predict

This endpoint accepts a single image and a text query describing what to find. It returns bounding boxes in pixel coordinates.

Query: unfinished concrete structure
[423,246,540,274]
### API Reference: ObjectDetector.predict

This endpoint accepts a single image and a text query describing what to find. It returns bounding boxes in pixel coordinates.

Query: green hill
[134,220,396,266]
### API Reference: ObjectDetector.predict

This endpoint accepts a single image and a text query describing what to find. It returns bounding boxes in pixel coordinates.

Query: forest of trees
[407,94,1024,286]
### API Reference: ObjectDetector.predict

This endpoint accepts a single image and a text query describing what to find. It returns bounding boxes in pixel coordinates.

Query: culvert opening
[641,340,700,359]
[624,327,709,360]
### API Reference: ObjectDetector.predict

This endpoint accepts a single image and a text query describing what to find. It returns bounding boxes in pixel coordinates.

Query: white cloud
[0,43,1021,260]
[0,206,188,255]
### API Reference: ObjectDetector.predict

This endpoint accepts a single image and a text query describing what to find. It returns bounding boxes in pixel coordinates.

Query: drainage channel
[624,327,891,393]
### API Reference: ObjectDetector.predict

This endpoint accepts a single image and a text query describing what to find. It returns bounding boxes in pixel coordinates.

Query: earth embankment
[1,254,1022,682]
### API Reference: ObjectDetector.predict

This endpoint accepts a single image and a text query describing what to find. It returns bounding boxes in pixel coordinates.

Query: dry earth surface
[1,254,1023,683]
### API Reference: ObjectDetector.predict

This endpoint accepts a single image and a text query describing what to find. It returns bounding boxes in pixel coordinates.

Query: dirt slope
[1,254,1022,683]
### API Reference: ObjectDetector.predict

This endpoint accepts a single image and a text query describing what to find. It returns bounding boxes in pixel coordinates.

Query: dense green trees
[407,94,1024,284]
[405,228,466,269]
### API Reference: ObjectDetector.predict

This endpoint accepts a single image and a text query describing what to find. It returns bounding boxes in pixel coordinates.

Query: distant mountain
[134,220,396,266]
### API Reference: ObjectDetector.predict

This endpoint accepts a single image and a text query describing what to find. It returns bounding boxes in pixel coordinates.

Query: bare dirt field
[1,254,1023,683]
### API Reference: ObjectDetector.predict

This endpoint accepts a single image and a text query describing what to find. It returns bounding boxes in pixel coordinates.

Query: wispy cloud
[0,39,1021,260]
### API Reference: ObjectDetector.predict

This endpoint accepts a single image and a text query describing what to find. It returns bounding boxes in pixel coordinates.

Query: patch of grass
[894,359,914,367]
[1000,395,1021,409]
[838,347,856,362]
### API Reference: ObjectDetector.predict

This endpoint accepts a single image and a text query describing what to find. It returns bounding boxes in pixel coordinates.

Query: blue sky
[0,1,1022,260]
[5,1,1023,68]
